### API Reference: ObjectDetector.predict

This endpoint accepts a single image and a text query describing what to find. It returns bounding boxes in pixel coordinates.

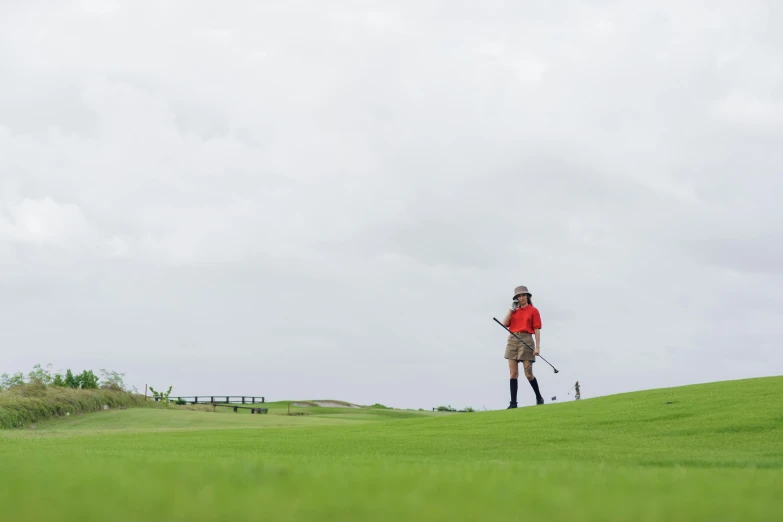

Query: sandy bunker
[292,401,362,409]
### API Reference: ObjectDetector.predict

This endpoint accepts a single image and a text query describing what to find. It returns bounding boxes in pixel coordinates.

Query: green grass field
[2,377,781,521]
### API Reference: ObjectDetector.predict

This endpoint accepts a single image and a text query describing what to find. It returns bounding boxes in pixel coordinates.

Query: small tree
[99,369,127,391]
[64,369,80,389]
[149,386,173,407]
[79,370,99,389]
[0,372,25,391]
[28,364,54,386]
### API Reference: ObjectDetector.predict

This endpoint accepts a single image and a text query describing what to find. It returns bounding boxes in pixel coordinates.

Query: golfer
[501,285,544,408]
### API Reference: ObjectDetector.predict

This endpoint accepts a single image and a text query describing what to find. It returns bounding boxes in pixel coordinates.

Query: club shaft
[493,317,559,372]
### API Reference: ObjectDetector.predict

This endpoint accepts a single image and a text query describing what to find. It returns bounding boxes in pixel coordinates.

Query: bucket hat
[513,285,531,298]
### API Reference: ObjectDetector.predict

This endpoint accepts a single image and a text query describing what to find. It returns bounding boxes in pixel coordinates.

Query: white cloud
[712,92,783,132]
[515,58,547,86]
[106,236,130,258]
[0,196,97,249]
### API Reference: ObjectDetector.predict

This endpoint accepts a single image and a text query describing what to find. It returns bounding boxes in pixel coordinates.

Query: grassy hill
[1,376,781,521]
[14,400,444,433]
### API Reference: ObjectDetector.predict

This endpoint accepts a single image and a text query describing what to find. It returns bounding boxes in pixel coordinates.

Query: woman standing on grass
[501,285,544,408]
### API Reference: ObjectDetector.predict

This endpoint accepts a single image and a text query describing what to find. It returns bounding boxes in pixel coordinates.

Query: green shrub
[0,363,167,428]
[99,369,130,392]
[175,397,187,405]
[3,364,136,392]
[64,369,79,389]
[0,384,151,429]
[78,370,99,389]
[436,405,456,412]
[0,372,25,391]
[369,403,391,409]
[149,386,173,408]
[28,364,55,386]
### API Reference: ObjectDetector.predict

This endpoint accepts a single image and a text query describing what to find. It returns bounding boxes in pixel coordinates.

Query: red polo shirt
[509,305,542,334]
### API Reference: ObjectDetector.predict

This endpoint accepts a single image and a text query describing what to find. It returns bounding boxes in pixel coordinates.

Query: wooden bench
[214,403,268,414]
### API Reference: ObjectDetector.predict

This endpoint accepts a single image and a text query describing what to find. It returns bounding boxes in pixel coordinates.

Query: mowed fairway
[2,377,782,521]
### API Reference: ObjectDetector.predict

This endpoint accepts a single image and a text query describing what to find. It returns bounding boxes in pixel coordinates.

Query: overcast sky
[1,1,781,410]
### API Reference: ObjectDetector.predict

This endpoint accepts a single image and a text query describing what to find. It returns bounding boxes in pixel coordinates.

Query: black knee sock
[529,378,542,399]
[510,378,518,403]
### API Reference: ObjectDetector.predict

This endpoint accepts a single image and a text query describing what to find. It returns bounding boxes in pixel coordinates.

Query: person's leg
[507,359,519,408]
[523,361,544,404]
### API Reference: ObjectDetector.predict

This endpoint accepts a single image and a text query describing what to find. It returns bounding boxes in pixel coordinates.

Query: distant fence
[149,396,265,404]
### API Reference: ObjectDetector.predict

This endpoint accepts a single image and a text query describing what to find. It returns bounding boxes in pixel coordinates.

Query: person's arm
[502,308,513,327]
[533,308,542,354]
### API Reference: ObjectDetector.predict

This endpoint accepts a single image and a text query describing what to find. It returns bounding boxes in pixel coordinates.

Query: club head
[554,369,559,374]
[551,396,557,401]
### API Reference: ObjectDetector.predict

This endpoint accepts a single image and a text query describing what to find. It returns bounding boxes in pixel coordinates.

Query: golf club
[492,317,559,373]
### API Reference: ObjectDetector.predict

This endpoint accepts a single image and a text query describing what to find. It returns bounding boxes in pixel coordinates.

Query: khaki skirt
[504,331,536,362]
